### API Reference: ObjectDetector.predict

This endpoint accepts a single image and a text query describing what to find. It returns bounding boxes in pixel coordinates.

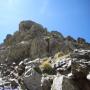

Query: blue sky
[0,0,90,43]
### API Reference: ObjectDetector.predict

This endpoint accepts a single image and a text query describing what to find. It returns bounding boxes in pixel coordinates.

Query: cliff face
[1,20,90,64]
[0,20,90,90]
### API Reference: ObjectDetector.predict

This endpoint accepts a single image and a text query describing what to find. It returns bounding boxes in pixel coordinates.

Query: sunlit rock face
[23,69,42,90]
[1,20,90,64]
[51,75,79,90]
[0,49,90,90]
[0,20,90,90]
[51,31,64,41]
[71,50,90,78]
[19,20,36,32]
[30,37,48,59]
[77,37,86,44]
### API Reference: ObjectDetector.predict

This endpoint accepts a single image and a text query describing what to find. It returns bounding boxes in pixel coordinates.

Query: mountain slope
[1,20,89,64]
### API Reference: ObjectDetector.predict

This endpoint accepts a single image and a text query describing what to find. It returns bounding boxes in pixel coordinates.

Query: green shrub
[40,61,53,74]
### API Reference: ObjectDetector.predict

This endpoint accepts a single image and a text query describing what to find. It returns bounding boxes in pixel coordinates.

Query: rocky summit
[0,20,90,90]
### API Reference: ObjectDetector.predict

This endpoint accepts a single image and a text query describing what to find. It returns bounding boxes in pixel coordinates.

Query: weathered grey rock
[0,46,9,64]
[4,34,13,45]
[49,38,61,56]
[30,37,48,59]
[10,79,18,89]
[51,31,64,41]
[51,75,79,90]
[71,59,88,78]
[71,49,90,59]
[19,20,35,32]
[1,19,90,90]
[7,42,30,64]
[30,23,46,38]
[71,50,90,78]
[24,58,41,69]
[41,76,51,90]
[23,68,42,90]
[77,37,86,44]
[65,36,76,42]
[61,41,75,54]
[52,56,71,75]
[17,62,26,76]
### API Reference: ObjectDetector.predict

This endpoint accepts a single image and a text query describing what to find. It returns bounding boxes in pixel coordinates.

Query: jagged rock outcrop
[41,76,52,90]
[0,49,90,90]
[30,37,48,59]
[1,20,90,64]
[65,36,76,42]
[7,41,30,64]
[19,20,36,32]
[77,37,86,44]
[71,50,90,78]
[51,49,90,90]
[51,31,64,41]
[49,37,61,56]
[0,20,90,90]
[23,68,42,90]
[4,34,13,46]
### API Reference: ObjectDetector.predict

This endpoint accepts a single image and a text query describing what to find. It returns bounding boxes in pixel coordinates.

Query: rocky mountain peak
[19,20,36,32]
[0,20,90,90]
[1,20,90,64]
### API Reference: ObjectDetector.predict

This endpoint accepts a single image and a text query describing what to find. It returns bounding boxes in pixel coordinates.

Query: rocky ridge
[0,20,90,90]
